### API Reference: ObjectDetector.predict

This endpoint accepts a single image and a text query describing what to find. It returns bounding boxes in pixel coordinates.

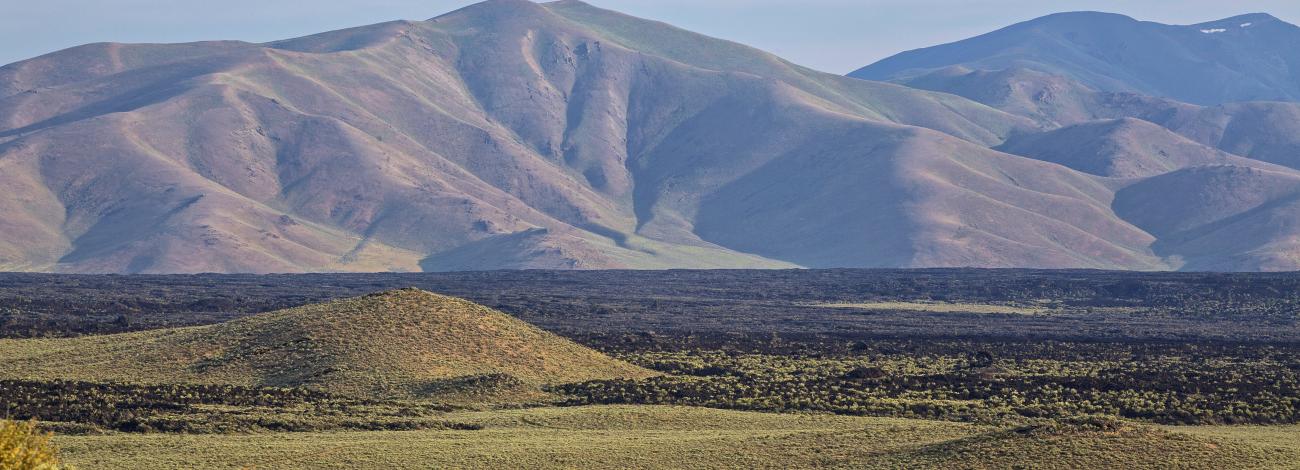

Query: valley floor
[54,406,1300,469]
[8,273,1298,468]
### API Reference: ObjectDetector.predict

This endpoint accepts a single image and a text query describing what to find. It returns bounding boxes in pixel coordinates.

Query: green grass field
[1164,424,1300,461]
[51,406,1300,469]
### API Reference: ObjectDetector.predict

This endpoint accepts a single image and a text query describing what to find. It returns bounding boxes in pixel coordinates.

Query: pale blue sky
[5,0,1300,73]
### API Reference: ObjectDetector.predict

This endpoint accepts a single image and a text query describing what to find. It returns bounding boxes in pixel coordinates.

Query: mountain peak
[1188,13,1289,32]
[1022,11,1138,26]
[469,0,541,7]
[429,0,550,22]
[1194,12,1281,26]
[362,287,440,300]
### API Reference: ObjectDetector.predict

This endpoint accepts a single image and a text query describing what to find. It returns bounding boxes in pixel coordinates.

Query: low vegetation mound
[885,421,1283,469]
[0,289,655,399]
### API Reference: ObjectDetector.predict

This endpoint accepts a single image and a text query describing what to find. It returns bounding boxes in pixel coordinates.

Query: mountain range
[851,12,1300,105]
[4,1,1300,272]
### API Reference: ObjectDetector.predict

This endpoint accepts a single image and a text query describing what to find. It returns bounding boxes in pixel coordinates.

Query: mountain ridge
[2,0,1134,273]
[993,117,1263,178]
[6,2,1300,271]
[851,11,1300,105]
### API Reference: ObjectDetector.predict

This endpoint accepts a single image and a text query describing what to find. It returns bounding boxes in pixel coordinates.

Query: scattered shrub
[0,419,66,470]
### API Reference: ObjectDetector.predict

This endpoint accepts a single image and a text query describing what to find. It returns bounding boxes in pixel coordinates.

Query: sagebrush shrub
[0,419,66,470]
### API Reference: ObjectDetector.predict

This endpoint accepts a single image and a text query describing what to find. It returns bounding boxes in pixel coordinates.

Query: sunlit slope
[0,289,655,398]
[1,0,1196,272]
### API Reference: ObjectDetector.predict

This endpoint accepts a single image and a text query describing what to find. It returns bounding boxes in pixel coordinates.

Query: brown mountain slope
[6,0,1184,272]
[10,0,1300,271]
[892,65,1300,269]
[1170,101,1300,171]
[899,66,1114,128]
[1,0,1077,273]
[688,122,1164,269]
[995,118,1254,178]
[1114,166,1300,271]
[0,289,656,398]
[900,66,1300,173]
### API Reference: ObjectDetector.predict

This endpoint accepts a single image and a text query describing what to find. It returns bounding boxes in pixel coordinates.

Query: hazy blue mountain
[852,12,1300,105]
[895,65,1300,173]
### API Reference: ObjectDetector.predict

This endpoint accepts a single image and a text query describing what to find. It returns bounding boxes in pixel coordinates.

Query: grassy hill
[0,289,654,399]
